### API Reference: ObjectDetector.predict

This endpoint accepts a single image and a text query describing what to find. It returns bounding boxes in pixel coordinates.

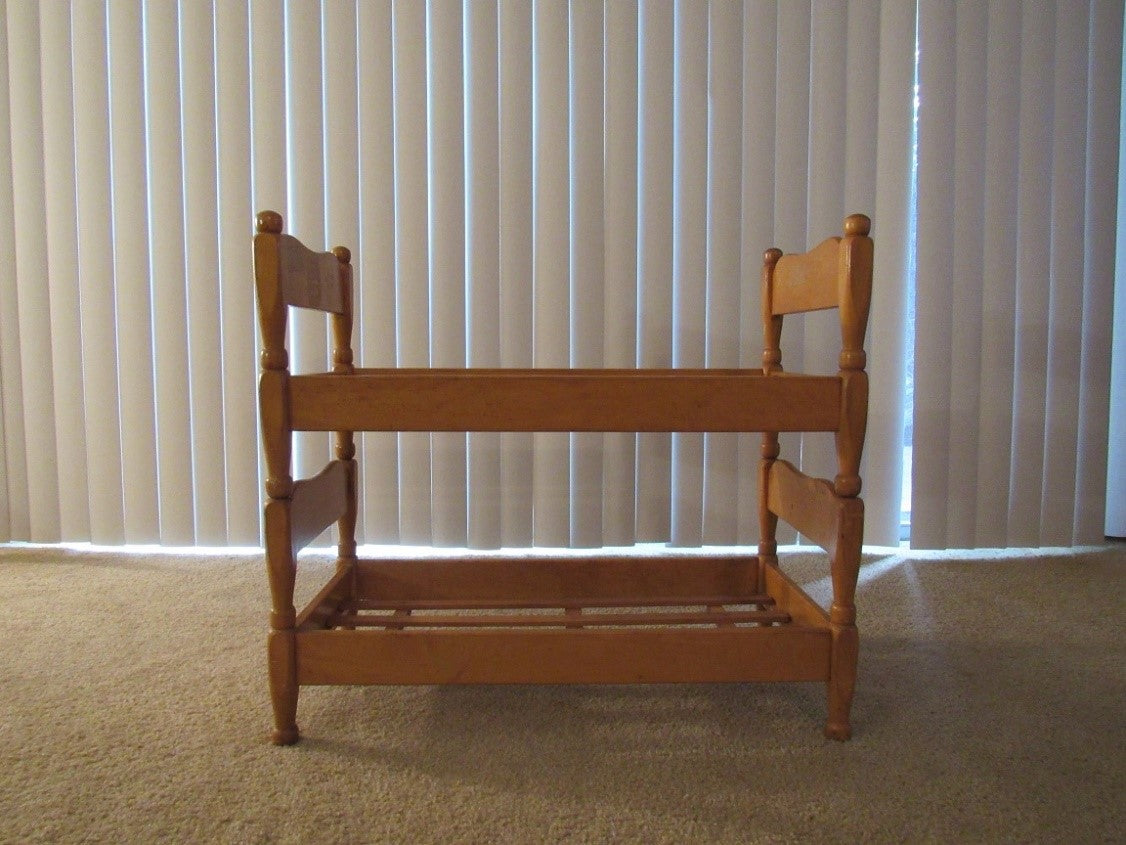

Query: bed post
[825,213,873,741]
[330,246,358,603]
[758,247,784,591]
[255,210,300,745]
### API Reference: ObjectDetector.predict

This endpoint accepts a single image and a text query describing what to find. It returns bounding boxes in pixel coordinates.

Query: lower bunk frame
[267,546,860,745]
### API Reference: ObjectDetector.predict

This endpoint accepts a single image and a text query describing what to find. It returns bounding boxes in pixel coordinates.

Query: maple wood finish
[254,210,873,745]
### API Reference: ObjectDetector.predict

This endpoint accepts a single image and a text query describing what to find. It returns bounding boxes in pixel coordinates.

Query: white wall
[1108,15,1126,539]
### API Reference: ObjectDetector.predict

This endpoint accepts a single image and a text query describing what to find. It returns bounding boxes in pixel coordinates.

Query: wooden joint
[833,474,861,498]
[335,433,355,461]
[761,434,780,460]
[266,476,294,499]
[261,348,289,371]
[829,603,856,626]
[838,350,866,371]
[270,607,296,630]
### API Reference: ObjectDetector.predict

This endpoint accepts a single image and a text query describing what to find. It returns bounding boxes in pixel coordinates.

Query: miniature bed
[254,210,873,745]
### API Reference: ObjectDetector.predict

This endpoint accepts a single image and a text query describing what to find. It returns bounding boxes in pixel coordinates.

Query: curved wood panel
[771,235,841,315]
[277,233,346,314]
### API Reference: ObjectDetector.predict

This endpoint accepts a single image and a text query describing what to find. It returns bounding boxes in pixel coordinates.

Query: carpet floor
[0,544,1122,844]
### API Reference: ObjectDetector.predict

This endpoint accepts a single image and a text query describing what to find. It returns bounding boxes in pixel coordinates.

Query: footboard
[253,211,873,745]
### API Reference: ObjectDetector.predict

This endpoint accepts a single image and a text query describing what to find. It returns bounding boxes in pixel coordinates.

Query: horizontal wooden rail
[287,369,841,433]
[766,459,864,556]
[352,555,762,605]
[295,626,832,685]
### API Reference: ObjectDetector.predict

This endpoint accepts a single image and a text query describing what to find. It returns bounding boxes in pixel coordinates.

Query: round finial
[763,247,783,265]
[332,245,351,264]
[257,210,283,234]
[843,213,870,237]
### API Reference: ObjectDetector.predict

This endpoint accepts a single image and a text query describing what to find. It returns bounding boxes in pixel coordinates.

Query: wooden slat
[277,233,346,313]
[295,566,352,630]
[762,560,831,627]
[287,369,841,433]
[352,554,761,605]
[295,626,831,685]
[771,235,841,315]
[289,460,349,553]
[766,459,841,552]
[328,608,792,628]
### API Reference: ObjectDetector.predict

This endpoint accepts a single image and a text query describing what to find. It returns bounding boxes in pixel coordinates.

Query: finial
[332,245,351,264]
[843,214,870,238]
[257,210,283,234]
[763,247,783,265]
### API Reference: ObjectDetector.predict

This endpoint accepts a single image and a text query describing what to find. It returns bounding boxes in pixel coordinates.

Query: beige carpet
[0,544,1122,844]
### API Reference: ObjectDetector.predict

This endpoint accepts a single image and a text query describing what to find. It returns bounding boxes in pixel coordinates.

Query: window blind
[912,0,1122,548]
[0,0,916,549]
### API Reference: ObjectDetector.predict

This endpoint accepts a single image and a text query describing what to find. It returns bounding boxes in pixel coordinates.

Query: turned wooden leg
[268,629,300,745]
[825,622,858,741]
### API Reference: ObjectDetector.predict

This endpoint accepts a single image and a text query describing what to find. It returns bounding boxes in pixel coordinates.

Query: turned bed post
[758,247,784,593]
[330,246,359,628]
[254,210,300,745]
[825,212,872,741]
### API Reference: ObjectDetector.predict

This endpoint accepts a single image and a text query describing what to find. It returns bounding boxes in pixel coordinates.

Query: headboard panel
[770,236,842,315]
[253,210,354,375]
[761,213,872,375]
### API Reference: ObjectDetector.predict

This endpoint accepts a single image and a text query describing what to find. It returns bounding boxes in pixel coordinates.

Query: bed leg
[825,622,858,741]
[268,629,300,745]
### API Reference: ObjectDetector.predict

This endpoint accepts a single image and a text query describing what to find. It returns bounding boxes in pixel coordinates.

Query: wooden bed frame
[254,210,872,745]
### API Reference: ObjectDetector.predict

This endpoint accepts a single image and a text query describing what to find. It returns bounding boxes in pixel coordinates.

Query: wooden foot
[268,630,300,745]
[826,623,858,742]
[270,726,300,746]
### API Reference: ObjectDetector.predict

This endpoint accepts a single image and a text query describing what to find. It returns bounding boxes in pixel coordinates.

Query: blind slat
[356,0,399,543]
[466,0,502,549]
[532,0,570,546]
[670,1,708,547]
[109,0,159,542]
[391,0,432,543]
[635,0,674,542]
[216,0,258,544]
[428,0,468,546]
[6,1,57,541]
[180,0,225,544]
[73,1,125,544]
[498,1,534,547]
[144,0,193,544]
[601,0,639,546]
[569,0,605,547]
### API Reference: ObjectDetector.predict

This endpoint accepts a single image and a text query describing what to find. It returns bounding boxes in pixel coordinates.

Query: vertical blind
[0,0,968,551]
[912,0,1122,548]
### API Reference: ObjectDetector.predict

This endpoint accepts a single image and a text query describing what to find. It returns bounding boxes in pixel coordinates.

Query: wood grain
[295,626,831,685]
[287,370,842,433]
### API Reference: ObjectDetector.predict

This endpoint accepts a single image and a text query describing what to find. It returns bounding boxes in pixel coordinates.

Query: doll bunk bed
[254,209,873,746]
